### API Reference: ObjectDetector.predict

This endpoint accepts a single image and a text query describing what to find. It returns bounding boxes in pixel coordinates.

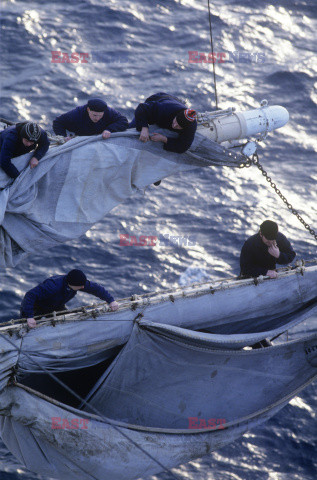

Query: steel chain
[239,153,317,241]
[238,156,253,168]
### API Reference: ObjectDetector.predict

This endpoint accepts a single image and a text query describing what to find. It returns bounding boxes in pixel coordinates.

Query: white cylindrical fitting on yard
[199,105,289,143]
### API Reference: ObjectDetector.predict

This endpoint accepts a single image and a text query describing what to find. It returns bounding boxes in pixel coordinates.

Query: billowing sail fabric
[0,129,244,267]
[0,385,287,480]
[0,325,316,480]
[0,268,316,393]
[0,318,131,392]
[84,322,317,428]
[0,334,22,392]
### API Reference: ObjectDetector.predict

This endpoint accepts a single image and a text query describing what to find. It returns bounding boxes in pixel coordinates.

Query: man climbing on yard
[130,92,197,185]
[53,98,128,141]
[20,269,119,328]
[131,92,197,154]
[0,122,50,179]
[240,219,296,279]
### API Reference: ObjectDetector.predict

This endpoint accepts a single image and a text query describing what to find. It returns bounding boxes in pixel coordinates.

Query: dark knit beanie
[175,109,197,129]
[66,269,87,286]
[19,122,41,142]
[260,220,278,240]
[87,98,107,112]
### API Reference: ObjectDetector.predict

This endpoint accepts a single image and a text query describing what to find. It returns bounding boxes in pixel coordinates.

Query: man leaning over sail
[240,220,296,279]
[52,98,128,141]
[0,122,50,180]
[20,269,119,329]
[131,92,197,154]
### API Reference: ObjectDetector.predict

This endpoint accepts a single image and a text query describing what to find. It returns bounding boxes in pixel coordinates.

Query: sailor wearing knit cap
[0,122,50,179]
[21,269,119,329]
[131,92,197,154]
[53,98,128,141]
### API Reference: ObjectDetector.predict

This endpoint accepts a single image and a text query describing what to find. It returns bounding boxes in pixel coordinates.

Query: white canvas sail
[0,129,244,267]
[0,323,316,480]
[0,265,316,391]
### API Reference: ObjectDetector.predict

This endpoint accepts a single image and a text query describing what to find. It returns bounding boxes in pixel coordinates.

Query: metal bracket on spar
[242,141,257,157]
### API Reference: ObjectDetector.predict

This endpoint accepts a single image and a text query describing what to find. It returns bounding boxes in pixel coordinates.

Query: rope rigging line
[207,0,219,109]
[0,117,15,126]
[0,331,183,480]
[0,259,315,330]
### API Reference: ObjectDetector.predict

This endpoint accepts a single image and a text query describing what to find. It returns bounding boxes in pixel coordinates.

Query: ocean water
[0,0,316,479]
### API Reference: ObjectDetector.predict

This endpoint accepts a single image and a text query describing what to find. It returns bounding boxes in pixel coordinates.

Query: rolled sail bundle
[0,129,244,267]
[0,321,316,480]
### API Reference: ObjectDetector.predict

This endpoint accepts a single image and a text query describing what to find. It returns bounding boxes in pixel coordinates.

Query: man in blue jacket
[132,92,197,154]
[240,220,296,279]
[0,122,50,179]
[20,269,119,328]
[53,98,128,141]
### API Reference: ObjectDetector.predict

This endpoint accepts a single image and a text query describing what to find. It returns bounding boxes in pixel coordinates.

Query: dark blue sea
[0,0,316,479]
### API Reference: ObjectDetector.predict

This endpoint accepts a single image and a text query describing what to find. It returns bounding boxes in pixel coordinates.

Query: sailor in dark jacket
[53,98,128,141]
[0,122,50,179]
[20,269,119,328]
[240,220,296,279]
[132,92,197,154]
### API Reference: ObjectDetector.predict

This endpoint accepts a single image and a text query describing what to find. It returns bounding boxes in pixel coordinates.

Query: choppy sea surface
[0,0,316,479]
